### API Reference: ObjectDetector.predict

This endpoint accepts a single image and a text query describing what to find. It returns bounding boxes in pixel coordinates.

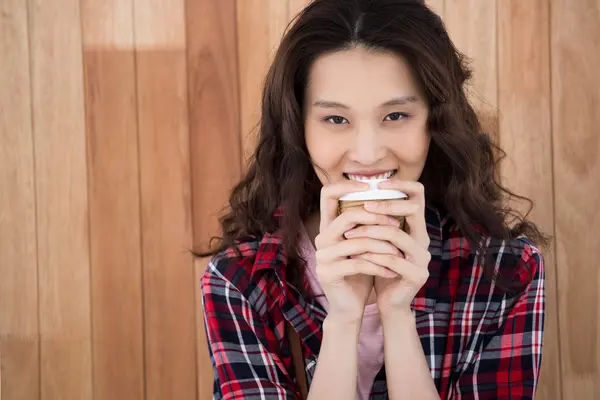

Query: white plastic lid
[339,178,408,201]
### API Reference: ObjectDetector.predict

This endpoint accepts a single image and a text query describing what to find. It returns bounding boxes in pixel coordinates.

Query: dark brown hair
[194,0,549,292]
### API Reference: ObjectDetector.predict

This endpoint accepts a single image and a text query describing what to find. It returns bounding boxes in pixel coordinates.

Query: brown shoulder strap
[286,321,308,399]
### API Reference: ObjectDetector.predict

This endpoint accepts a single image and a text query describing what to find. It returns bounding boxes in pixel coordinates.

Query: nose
[348,128,386,165]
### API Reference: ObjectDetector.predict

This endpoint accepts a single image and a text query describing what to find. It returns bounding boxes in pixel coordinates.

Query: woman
[197,0,548,398]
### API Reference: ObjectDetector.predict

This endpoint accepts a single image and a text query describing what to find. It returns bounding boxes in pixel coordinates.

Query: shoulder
[482,234,545,295]
[437,220,546,336]
[440,214,544,287]
[202,237,261,289]
[200,233,287,317]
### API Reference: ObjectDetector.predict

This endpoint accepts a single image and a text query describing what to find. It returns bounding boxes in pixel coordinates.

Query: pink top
[299,225,385,400]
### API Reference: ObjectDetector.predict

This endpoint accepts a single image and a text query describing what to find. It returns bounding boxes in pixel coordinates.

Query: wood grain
[185,0,241,395]
[497,1,561,399]
[28,0,93,398]
[551,1,600,399]
[444,0,498,135]
[186,0,242,253]
[0,1,40,398]
[1,1,599,397]
[134,0,196,398]
[236,0,290,167]
[80,0,145,399]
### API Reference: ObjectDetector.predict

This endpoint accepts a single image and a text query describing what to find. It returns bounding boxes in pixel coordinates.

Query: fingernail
[389,217,400,227]
[344,230,355,238]
[353,180,369,186]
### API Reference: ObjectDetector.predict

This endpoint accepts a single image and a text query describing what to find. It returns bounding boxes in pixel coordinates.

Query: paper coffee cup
[338,178,408,231]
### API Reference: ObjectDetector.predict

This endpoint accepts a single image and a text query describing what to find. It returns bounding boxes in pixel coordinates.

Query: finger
[317,258,397,280]
[364,199,420,217]
[363,199,429,248]
[315,208,400,248]
[315,238,402,264]
[376,180,428,243]
[358,253,430,286]
[344,224,430,265]
[377,180,426,207]
[319,180,370,233]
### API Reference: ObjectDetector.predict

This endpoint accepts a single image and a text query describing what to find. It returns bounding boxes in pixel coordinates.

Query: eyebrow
[312,95,419,109]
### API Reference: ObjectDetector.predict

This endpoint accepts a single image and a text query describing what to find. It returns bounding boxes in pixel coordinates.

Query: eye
[323,115,349,125]
[384,112,409,121]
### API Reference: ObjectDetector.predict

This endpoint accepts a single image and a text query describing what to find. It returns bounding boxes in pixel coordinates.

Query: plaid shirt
[201,205,545,399]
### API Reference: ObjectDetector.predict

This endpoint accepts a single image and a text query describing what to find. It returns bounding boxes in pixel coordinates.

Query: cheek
[390,130,431,165]
[305,125,346,170]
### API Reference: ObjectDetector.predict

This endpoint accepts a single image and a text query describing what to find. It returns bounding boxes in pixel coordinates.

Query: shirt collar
[250,204,448,313]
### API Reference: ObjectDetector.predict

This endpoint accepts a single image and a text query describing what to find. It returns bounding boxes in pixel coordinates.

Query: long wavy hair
[194,0,550,292]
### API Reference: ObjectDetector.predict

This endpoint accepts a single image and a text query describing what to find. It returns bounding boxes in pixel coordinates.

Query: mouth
[343,169,397,181]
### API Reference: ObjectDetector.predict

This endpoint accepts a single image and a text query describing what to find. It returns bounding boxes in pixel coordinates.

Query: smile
[343,169,397,181]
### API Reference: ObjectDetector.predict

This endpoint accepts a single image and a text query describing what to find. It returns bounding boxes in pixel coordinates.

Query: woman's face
[304,47,431,185]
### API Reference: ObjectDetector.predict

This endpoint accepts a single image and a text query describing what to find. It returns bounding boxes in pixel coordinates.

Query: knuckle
[315,249,324,264]
[379,200,392,211]
[316,264,330,279]
[424,250,432,263]
[314,233,324,249]
[419,269,430,284]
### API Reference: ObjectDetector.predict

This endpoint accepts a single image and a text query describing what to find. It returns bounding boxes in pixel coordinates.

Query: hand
[315,180,403,324]
[344,180,431,317]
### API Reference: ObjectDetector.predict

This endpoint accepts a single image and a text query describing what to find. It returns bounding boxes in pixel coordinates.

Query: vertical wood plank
[0,1,40,399]
[80,1,145,399]
[186,0,241,252]
[28,0,93,398]
[133,0,196,398]
[184,0,241,397]
[497,1,561,399]
[444,0,498,135]
[236,0,290,166]
[551,1,600,398]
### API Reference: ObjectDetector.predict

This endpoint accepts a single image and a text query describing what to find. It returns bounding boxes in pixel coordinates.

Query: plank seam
[182,0,200,398]
[547,0,564,398]
[25,0,42,397]
[131,0,149,398]
[77,0,96,398]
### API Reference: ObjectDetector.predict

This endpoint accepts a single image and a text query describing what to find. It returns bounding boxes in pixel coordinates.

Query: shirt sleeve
[201,259,297,400]
[453,243,545,400]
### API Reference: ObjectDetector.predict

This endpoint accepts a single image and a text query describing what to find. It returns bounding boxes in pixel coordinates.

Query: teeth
[346,170,395,181]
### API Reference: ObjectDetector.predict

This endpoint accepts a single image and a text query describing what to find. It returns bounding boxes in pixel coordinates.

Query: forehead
[306,47,420,103]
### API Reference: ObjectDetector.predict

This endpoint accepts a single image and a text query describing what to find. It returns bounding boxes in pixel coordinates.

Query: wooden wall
[0,0,598,399]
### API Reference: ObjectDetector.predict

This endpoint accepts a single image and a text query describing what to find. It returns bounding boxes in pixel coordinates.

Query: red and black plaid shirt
[201,205,545,399]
